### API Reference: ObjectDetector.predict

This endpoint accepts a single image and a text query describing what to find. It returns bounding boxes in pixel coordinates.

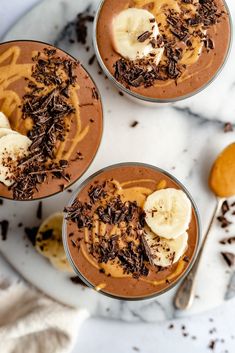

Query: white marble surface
[1,0,235,351]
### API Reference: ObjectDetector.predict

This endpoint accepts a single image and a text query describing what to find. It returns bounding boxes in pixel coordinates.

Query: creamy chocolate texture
[0,41,103,200]
[96,0,231,100]
[65,165,199,299]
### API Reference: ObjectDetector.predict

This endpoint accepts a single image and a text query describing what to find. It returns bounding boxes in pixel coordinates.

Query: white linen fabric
[0,279,89,353]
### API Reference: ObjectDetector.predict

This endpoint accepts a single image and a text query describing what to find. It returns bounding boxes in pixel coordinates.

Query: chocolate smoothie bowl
[0,40,103,201]
[63,163,200,300]
[94,0,231,103]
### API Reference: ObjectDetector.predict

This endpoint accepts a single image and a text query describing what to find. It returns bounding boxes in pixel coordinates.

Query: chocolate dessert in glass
[94,0,231,103]
[63,163,200,300]
[0,40,103,200]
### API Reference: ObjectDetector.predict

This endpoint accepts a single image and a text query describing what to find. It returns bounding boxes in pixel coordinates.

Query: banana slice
[0,128,17,139]
[0,133,31,186]
[143,227,188,267]
[50,256,74,273]
[112,8,164,63]
[0,112,11,129]
[35,212,73,273]
[144,188,192,239]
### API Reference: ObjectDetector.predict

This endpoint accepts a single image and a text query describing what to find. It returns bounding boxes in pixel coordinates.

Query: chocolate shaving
[113,0,220,89]
[88,54,96,66]
[0,220,9,241]
[88,184,106,203]
[10,48,78,200]
[217,215,232,228]
[221,200,229,215]
[220,237,235,245]
[38,229,53,241]
[65,199,92,229]
[65,182,150,279]
[137,31,152,42]
[224,122,233,133]
[131,121,139,128]
[70,276,86,286]
[25,226,39,246]
[36,201,43,220]
[75,9,94,45]
[221,252,235,267]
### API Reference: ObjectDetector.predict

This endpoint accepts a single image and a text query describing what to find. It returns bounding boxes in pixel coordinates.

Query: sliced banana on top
[0,112,11,129]
[0,128,17,139]
[143,227,188,267]
[35,212,73,273]
[0,133,32,186]
[112,8,164,63]
[144,188,192,239]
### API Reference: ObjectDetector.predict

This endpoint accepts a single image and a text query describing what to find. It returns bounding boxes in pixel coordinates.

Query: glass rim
[63,162,201,301]
[0,39,104,202]
[93,0,233,104]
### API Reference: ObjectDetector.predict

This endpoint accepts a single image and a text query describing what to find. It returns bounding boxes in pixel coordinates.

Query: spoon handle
[174,197,224,310]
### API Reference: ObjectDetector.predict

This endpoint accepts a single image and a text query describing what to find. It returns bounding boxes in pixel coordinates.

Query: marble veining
[0,0,235,322]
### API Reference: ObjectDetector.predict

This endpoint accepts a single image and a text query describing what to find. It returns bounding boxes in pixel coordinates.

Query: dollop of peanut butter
[209,143,235,197]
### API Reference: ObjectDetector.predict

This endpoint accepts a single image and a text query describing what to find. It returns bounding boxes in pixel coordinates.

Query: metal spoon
[174,143,235,310]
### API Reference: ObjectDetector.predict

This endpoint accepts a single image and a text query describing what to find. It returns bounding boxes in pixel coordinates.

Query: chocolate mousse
[64,164,199,299]
[95,0,231,100]
[0,40,103,200]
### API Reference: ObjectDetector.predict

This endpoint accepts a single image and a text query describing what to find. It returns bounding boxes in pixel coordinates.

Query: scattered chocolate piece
[224,122,233,133]
[88,54,96,66]
[0,199,3,205]
[137,31,152,42]
[18,222,23,228]
[221,200,230,215]
[0,220,9,241]
[221,252,235,267]
[168,324,174,329]
[39,229,53,241]
[217,216,232,228]
[183,256,190,262]
[70,276,86,286]
[208,339,216,350]
[119,91,124,96]
[75,9,94,45]
[36,201,43,220]
[25,226,39,246]
[131,121,139,128]
[219,236,235,245]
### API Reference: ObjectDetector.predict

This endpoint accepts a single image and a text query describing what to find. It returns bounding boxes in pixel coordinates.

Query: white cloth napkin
[0,278,89,353]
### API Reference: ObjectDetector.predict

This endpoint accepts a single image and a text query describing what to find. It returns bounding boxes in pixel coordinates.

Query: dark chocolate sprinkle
[224,122,233,133]
[36,201,43,220]
[0,220,9,241]
[25,226,39,246]
[131,121,139,128]
[221,252,235,267]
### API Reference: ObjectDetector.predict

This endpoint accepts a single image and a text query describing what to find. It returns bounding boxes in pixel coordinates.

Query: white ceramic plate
[1,0,235,322]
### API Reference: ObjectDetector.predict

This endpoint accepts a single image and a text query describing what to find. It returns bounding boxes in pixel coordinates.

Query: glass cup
[63,162,201,300]
[0,39,103,201]
[93,0,232,105]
